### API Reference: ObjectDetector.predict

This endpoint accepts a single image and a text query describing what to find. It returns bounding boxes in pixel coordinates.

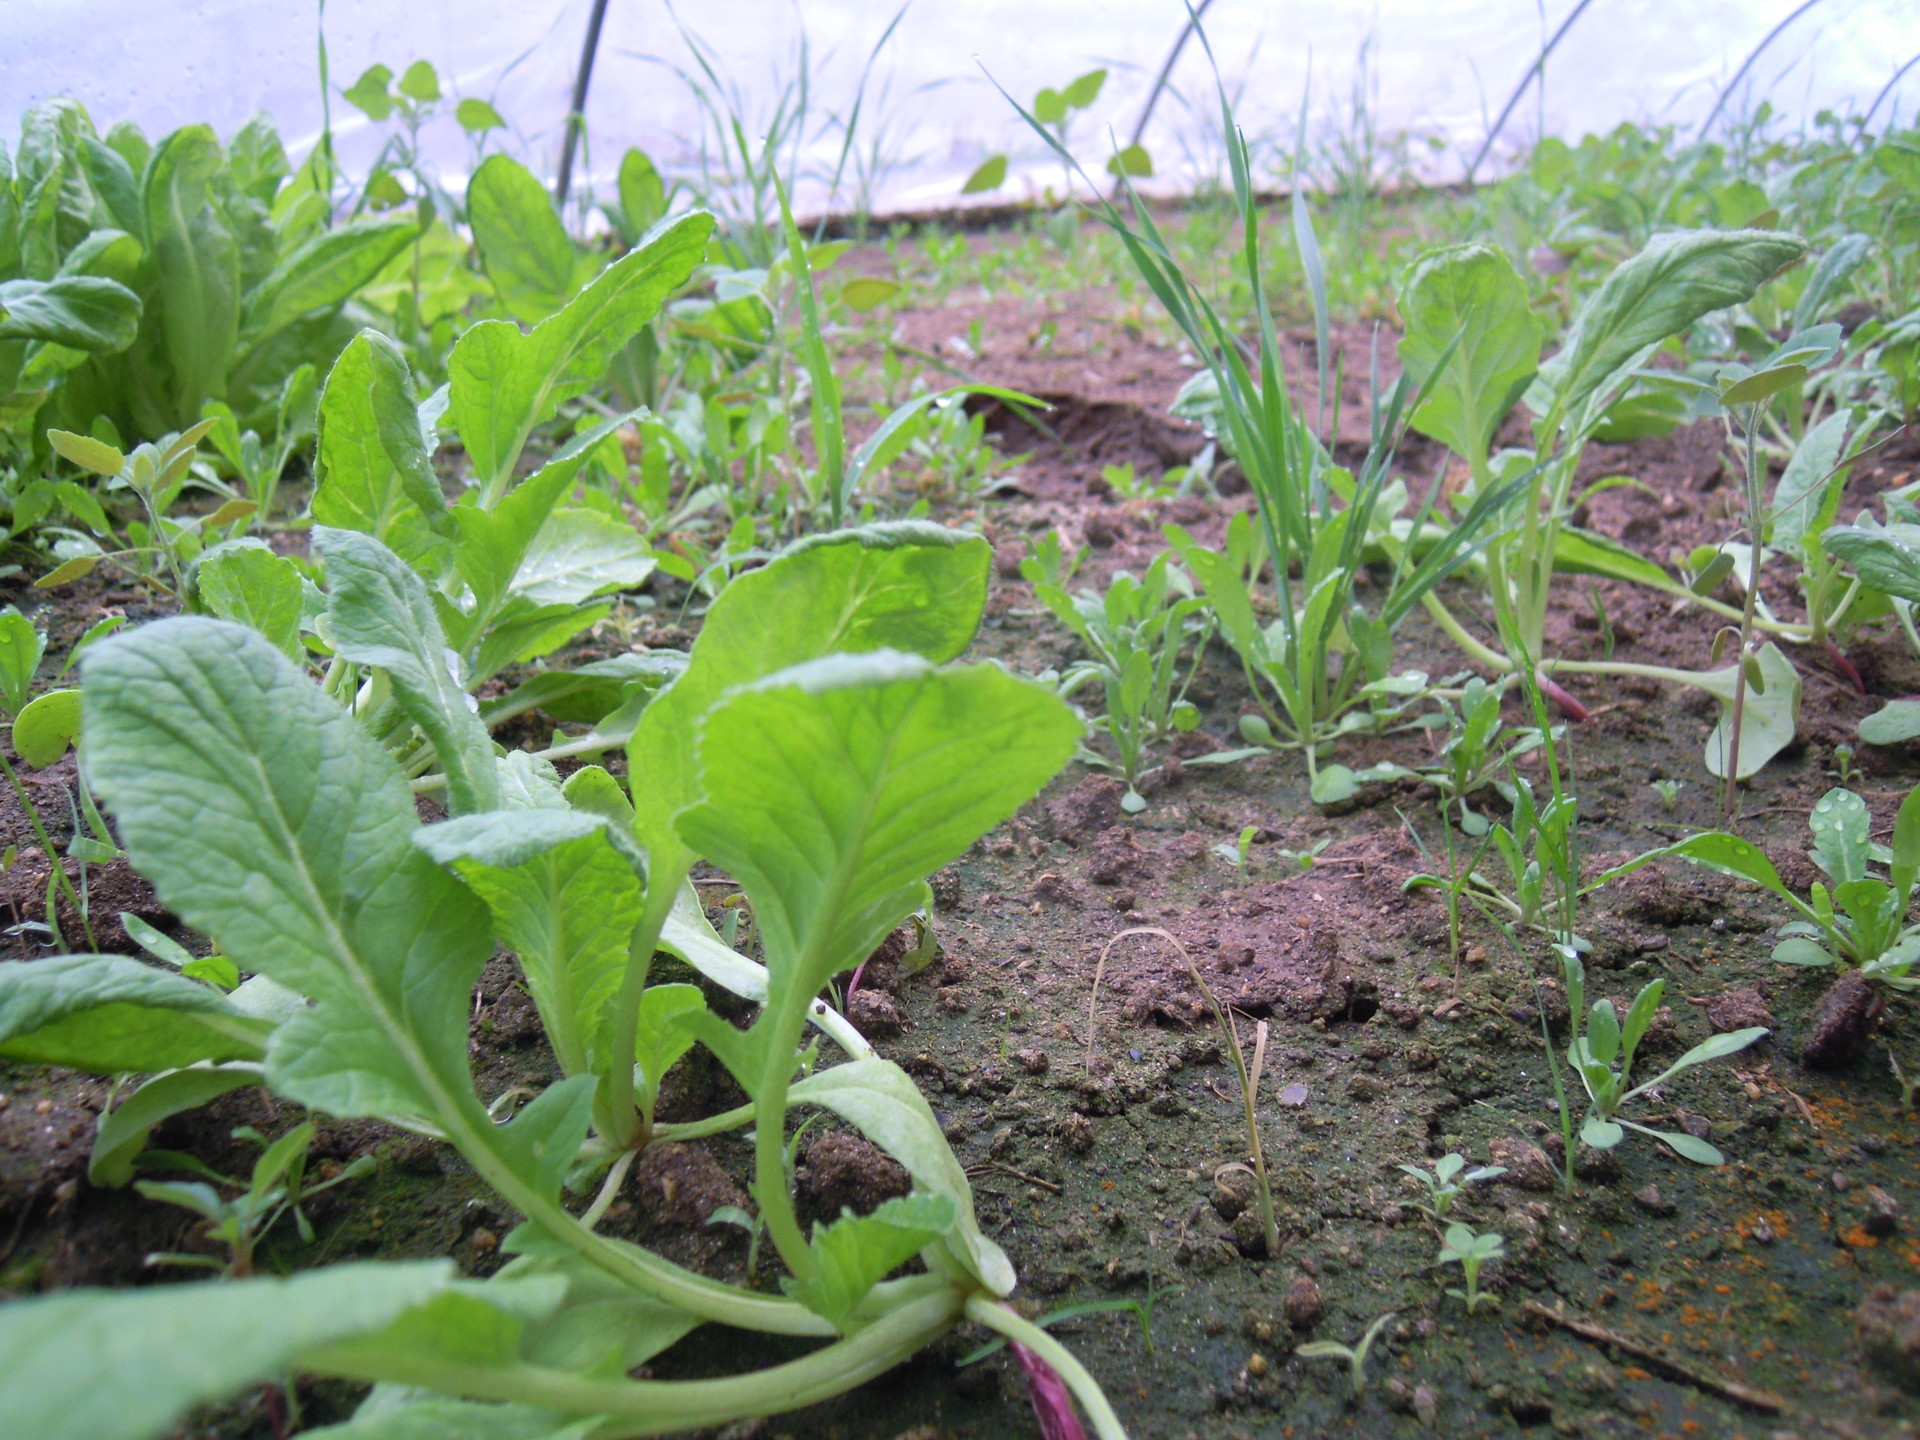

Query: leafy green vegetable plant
[0,520,1127,1440]
[1558,948,1767,1166]
[1436,1223,1504,1313]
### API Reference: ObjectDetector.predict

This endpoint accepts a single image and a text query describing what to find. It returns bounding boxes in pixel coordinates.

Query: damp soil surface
[4,239,1920,1440]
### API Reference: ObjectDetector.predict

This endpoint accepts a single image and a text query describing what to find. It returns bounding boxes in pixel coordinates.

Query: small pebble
[1245,1353,1268,1377]
[1413,1384,1439,1426]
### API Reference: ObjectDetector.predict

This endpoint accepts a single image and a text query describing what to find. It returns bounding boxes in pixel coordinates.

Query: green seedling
[1276,839,1330,874]
[1296,1311,1397,1401]
[707,1203,766,1275]
[1397,1152,1507,1224]
[1831,744,1859,786]
[1212,825,1258,879]
[137,1122,371,1279]
[1437,1223,1505,1313]
[1018,530,1087,591]
[1559,947,1767,1166]
[1889,1049,1918,1113]
[1620,782,1920,992]
[1652,778,1687,811]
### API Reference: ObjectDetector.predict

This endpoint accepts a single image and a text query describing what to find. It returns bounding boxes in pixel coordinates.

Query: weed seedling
[137,1123,371,1279]
[958,1283,1181,1365]
[1212,825,1257,880]
[1092,928,1278,1256]
[1559,947,1767,1165]
[1651,779,1687,812]
[1397,1152,1507,1225]
[1889,1048,1918,1113]
[1437,1223,1505,1313]
[1295,1311,1397,1401]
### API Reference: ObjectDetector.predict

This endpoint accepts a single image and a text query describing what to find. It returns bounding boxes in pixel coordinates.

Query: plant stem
[1722,410,1765,830]
[308,1288,966,1436]
[601,854,693,1149]
[965,1296,1130,1440]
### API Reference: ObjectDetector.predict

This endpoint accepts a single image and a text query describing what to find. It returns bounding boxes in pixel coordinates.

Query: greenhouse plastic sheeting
[5,0,1918,215]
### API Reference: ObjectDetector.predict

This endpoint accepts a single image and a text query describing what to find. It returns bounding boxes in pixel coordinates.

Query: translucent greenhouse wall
[5,0,1919,217]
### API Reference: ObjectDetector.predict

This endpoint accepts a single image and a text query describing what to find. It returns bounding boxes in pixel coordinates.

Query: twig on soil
[1519,1301,1786,1414]
[966,1161,1062,1194]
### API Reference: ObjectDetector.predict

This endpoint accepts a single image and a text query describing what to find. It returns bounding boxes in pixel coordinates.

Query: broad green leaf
[456,98,507,134]
[1627,1026,1768,1098]
[504,1253,699,1377]
[468,154,581,324]
[510,507,655,607]
[197,542,303,657]
[13,685,81,766]
[1890,782,1920,901]
[1718,363,1805,407]
[1033,89,1067,125]
[142,124,241,425]
[1663,830,1798,903]
[46,429,126,476]
[841,276,900,311]
[633,982,703,1094]
[246,220,413,339]
[481,652,685,729]
[488,1075,597,1207]
[1824,518,1920,604]
[1772,936,1834,966]
[787,1193,954,1327]
[0,607,46,714]
[1795,233,1873,330]
[89,1065,260,1187]
[1697,642,1800,780]
[1396,243,1541,471]
[1770,410,1851,559]
[1310,765,1361,804]
[1587,999,1620,1065]
[627,522,990,866]
[1105,144,1153,178]
[961,155,1007,193]
[1554,527,1675,589]
[344,65,396,121]
[450,210,712,492]
[0,1261,469,1440]
[676,654,1079,1001]
[399,60,441,103]
[615,148,666,242]
[0,275,140,351]
[790,1057,1012,1294]
[1861,700,1920,747]
[1535,229,1807,436]
[83,618,493,1123]
[0,953,270,1072]
[317,527,499,817]
[1808,787,1871,885]
[1062,68,1106,108]
[1580,1116,1623,1150]
[313,330,446,565]
[415,809,639,1076]
[1639,1125,1725,1165]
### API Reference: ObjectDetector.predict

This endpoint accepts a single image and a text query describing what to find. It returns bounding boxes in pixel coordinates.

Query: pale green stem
[964,1296,1131,1440]
[602,852,693,1149]
[307,1288,965,1437]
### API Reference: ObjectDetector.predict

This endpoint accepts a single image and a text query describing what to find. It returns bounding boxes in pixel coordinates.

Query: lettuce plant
[0,520,1129,1439]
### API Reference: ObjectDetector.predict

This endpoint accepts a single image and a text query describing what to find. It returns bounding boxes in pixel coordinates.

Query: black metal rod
[1464,0,1601,185]
[1699,0,1830,138]
[556,0,614,206]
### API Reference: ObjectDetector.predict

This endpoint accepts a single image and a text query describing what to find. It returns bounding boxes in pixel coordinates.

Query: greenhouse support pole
[556,0,613,208]
[1464,0,1599,185]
